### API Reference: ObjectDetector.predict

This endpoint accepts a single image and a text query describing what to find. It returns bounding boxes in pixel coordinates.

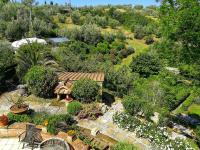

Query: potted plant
[6,96,29,114]
[0,115,9,127]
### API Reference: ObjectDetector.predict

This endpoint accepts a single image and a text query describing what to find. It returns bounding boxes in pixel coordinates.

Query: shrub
[134,26,146,39]
[80,24,102,45]
[24,66,58,98]
[145,35,154,45]
[130,53,162,77]
[116,31,126,41]
[7,112,32,123]
[95,41,110,54]
[109,18,120,29]
[0,41,15,88]
[47,114,74,134]
[16,42,51,80]
[103,33,116,43]
[77,103,102,120]
[122,94,153,119]
[113,112,192,150]
[71,10,81,25]
[127,46,135,55]
[112,142,137,150]
[110,41,125,51]
[67,101,82,116]
[32,112,50,125]
[72,79,100,103]
[179,64,200,80]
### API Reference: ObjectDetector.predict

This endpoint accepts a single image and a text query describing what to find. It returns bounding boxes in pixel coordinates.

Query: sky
[35,0,159,7]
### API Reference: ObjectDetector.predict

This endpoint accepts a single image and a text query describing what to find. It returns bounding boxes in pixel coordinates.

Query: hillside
[0,1,200,150]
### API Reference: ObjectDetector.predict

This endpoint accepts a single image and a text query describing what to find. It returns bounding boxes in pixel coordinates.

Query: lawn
[188,104,200,116]
[115,38,149,69]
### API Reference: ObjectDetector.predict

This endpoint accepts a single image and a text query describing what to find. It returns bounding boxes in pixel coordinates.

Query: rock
[150,112,159,124]
[101,105,109,114]
[165,67,180,75]
[17,84,27,90]
[170,131,187,140]
[91,127,100,136]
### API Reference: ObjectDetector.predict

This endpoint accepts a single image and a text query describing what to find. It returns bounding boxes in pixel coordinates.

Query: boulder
[150,112,159,124]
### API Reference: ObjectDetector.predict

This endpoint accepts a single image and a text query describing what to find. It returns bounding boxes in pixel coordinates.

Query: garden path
[78,101,152,150]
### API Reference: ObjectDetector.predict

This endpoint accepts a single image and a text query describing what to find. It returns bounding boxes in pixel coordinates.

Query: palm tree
[15,42,60,80]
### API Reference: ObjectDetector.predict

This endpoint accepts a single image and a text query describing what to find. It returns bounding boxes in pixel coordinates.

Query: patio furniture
[18,123,43,150]
[39,137,70,150]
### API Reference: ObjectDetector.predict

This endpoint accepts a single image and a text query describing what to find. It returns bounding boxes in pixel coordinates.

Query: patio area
[0,138,39,150]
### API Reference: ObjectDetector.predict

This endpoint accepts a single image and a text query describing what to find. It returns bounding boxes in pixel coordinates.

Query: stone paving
[0,138,39,150]
[78,101,152,150]
[0,91,66,115]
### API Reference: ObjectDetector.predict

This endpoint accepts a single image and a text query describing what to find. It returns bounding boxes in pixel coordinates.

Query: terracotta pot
[0,115,9,127]
[10,104,29,114]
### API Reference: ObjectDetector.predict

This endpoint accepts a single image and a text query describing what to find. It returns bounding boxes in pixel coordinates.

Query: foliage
[122,94,153,119]
[0,41,15,88]
[72,79,100,103]
[77,103,102,120]
[179,64,200,80]
[150,39,179,66]
[104,66,135,97]
[16,42,51,80]
[24,65,58,98]
[5,18,29,41]
[47,114,74,134]
[145,35,154,45]
[130,53,162,77]
[67,101,83,116]
[109,18,120,29]
[113,112,193,149]
[134,25,146,39]
[112,142,137,150]
[160,0,200,64]
[71,10,81,25]
[32,112,50,125]
[7,112,32,123]
[80,24,102,45]
[95,41,110,54]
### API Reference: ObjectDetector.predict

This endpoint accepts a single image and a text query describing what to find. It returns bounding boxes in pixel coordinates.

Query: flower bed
[113,112,192,149]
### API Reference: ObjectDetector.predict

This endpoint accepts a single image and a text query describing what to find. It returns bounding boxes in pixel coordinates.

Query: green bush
[47,114,74,134]
[145,35,154,45]
[71,10,81,25]
[179,64,200,80]
[67,101,82,116]
[112,142,137,150]
[130,53,162,77]
[32,112,50,125]
[7,112,32,123]
[122,94,153,119]
[24,66,58,98]
[72,79,100,103]
[0,41,15,89]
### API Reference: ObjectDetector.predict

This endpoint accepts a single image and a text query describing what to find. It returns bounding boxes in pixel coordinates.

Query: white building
[11,37,47,50]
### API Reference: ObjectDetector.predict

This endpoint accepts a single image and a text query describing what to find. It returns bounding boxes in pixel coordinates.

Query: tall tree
[22,0,35,36]
[159,0,200,63]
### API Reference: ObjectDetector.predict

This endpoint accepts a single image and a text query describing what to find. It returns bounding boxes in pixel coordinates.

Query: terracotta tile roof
[58,72,105,82]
